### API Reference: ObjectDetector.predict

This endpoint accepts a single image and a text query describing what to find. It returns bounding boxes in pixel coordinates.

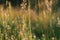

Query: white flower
[52,37,55,40]
[33,35,36,38]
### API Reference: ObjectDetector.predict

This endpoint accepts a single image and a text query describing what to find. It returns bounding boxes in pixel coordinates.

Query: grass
[0,0,60,40]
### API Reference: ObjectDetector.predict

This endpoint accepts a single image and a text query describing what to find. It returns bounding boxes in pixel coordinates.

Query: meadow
[0,0,60,40]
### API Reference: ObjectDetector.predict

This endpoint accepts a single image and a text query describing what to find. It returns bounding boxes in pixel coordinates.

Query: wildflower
[52,37,55,40]
[11,35,15,40]
[57,17,60,26]
[33,35,36,38]
[42,34,46,40]
[42,34,45,37]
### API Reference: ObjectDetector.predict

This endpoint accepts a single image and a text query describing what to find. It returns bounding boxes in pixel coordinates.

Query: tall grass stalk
[28,0,32,40]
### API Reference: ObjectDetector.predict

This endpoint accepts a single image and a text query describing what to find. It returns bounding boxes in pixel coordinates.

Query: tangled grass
[0,0,60,40]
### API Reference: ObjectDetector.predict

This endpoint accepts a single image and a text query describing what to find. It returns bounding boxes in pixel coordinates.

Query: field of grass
[0,0,60,40]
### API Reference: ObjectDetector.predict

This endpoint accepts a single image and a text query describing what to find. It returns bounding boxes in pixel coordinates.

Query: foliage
[0,0,60,40]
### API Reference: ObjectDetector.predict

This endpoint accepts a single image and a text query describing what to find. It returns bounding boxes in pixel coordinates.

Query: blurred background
[0,0,60,40]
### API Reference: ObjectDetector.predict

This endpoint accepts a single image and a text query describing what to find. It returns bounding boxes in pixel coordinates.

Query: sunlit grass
[0,0,60,40]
